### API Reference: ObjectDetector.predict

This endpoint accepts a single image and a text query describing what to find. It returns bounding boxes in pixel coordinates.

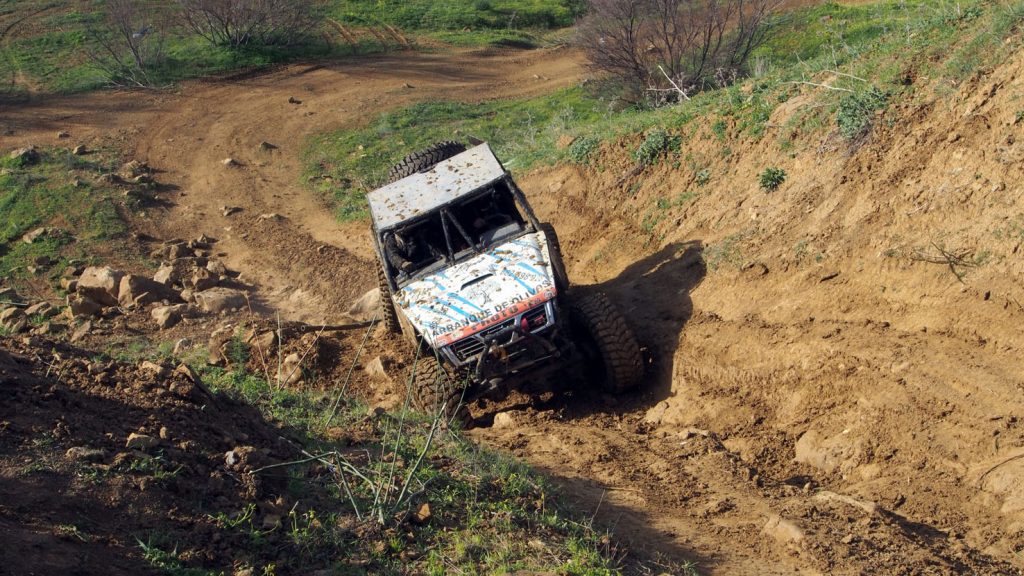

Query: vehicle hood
[395,231,557,347]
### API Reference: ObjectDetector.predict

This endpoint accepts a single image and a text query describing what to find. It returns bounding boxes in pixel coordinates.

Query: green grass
[170,349,682,576]
[0,148,126,281]
[332,0,583,31]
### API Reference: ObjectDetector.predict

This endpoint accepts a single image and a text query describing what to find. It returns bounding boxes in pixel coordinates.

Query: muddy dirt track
[3,45,1024,575]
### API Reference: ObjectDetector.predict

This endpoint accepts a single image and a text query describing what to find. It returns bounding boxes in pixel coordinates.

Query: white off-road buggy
[368,141,642,421]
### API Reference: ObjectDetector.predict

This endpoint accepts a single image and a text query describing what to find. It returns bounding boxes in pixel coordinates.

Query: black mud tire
[538,222,569,293]
[388,141,466,183]
[411,354,471,426]
[571,292,643,394]
[376,260,401,334]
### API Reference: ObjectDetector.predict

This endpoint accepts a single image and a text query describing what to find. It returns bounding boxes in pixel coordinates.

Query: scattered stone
[66,294,102,318]
[206,260,227,275]
[77,266,125,306]
[172,338,193,356]
[152,305,183,330]
[812,490,879,516]
[9,146,39,165]
[195,287,246,313]
[21,227,61,244]
[257,213,282,222]
[25,302,57,319]
[0,307,27,333]
[70,320,92,342]
[140,360,168,377]
[259,141,277,151]
[348,288,380,321]
[119,160,150,179]
[367,405,387,419]
[131,174,154,185]
[60,277,79,292]
[57,131,70,139]
[278,353,303,386]
[411,502,432,525]
[190,268,219,291]
[65,446,106,462]
[221,205,241,217]
[820,271,841,282]
[119,274,182,307]
[125,433,159,451]
[288,96,301,104]
[363,356,393,384]
[72,145,87,156]
[247,330,277,354]
[491,411,517,429]
[222,158,240,168]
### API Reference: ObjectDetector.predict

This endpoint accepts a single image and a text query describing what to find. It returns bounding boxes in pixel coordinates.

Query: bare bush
[578,0,776,103]
[178,0,320,47]
[85,0,170,87]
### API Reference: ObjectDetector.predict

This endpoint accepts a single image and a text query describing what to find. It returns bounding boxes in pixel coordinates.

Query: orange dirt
[3,43,1024,575]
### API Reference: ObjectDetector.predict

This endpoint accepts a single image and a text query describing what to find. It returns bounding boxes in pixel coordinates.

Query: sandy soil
[3,43,1024,575]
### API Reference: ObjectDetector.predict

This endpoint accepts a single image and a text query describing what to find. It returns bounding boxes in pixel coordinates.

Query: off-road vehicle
[368,141,642,420]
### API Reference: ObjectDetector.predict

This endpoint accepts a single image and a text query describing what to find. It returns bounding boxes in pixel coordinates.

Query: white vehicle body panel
[394,231,557,347]
[367,143,506,231]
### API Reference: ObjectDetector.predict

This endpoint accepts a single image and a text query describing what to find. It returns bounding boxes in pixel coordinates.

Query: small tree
[178,0,319,47]
[85,0,170,87]
[578,0,776,104]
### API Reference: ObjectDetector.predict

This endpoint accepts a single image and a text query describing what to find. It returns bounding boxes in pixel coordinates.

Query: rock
[288,96,302,104]
[0,307,27,333]
[793,429,861,474]
[762,514,805,545]
[643,401,670,426]
[125,433,159,451]
[77,266,125,306]
[21,226,61,244]
[172,338,193,356]
[9,146,39,165]
[411,502,432,525]
[72,145,87,156]
[190,268,219,291]
[60,278,79,292]
[257,213,281,221]
[131,174,154,185]
[25,302,57,319]
[65,446,106,462]
[119,274,182,307]
[348,288,380,321]
[812,491,879,516]
[259,141,277,151]
[278,353,303,386]
[0,288,23,304]
[221,205,241,216]
[206,260,227,275]
[492,411,517,429]
[119,160,150,179]
[363,356,393,384]
[152,305,183,329]
[66,294,102,318]
[195,288,246,313]
[140,360,168,377]
[221,158,240,168]
[247,330,277,354]
[70,321,92,342]
[57,131,70,139]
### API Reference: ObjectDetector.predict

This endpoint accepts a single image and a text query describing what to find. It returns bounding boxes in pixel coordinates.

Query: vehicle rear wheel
[570,292,643,394]
[376,260,401,334]
[388,141,467,183]
[538,222,569,293]
[411,353,471,426]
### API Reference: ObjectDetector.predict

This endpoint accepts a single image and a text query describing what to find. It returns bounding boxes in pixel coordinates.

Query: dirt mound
[0,334,315,574]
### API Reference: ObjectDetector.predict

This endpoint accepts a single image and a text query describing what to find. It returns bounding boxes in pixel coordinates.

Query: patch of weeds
[567,136,601,165]
[1015,110,1024,124]
[695,168,712,187]
[837,86,889,140]
[55,524,91,542]
[136,536,221,576]
[759,167,787,191]
[704,230,755,271]
[711,119,728,141]
[634,129,682,166]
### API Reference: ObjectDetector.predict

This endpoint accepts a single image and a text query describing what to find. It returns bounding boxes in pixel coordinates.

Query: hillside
[2,0,1024,574]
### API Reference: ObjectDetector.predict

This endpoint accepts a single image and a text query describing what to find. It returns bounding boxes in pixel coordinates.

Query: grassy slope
[0,0,577,96]
[304,0,1024,220]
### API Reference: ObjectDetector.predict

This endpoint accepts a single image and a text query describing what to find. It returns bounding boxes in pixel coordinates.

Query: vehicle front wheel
[376,260,401,334]
[411,353,471,426]
[570,292,643,394]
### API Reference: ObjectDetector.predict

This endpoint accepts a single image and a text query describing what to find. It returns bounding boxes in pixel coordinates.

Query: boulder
[206,260,227,275]
[119,160,150,179]
[0,307,27,333]
[195,288,246,313]
[77,266,125,306]
[125,433,159,451]
[118,274,181,307]
[25,302,57,319]
[65,446,106,463]
[66,294,102,318]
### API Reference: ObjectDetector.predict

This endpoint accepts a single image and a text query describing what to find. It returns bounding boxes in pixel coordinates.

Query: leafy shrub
[634,129,682,166]
[759,167,786,191]
[567,136,600,164]
[696,168,711,186]
[711,119,728,140]
[837,86,888,140]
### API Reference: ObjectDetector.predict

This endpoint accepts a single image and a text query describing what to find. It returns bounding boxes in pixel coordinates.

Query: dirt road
[3,45,1023,575]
